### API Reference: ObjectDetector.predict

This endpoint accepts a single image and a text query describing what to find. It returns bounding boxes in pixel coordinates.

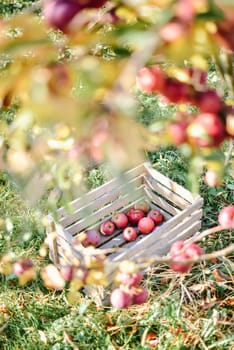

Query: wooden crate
[46,162,203,297]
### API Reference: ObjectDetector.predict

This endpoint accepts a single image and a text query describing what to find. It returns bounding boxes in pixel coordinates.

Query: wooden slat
[143,162,197,203]
[111,198,203,262]
[144,175,189,209]
[67,185,145,235]
[144,187,181,216]
[57,163,146,218]
[55,223,74,243]
[59,175,143,227]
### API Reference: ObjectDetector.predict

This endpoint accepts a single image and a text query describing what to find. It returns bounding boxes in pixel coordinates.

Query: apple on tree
[137,66,166,93]
[169,240,203,273]
[218,206,234,229]
[43,0,82,32]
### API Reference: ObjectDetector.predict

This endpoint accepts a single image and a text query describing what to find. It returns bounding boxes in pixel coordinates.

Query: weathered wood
[57,163,146,219]
[143,162,197,203]
[144,187,181,216]
[144,175,190,209]
[59,175,144,227]
[66,185,145,235]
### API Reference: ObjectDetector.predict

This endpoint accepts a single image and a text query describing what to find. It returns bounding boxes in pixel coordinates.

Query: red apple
[115,271,143,287]
[60,265,75,282]
[138,217,155,234]
[100,220,115,236]
[187,113,226,147]
[132,286,148,305]
[73,0,107,8]
[137,66,166,93]
[163,78,192,103]
[196,90,222,114]
[169,240,185,256]
[170,252,192,273]
[205,169,222,187]
[185,243,203,258]
[169,241,203,273]
[82,229,101,247]
[123,227,138,241]
[110,288,132,309]
[168,121,188,145]
[160,21,188,42]
[13,258,34,276]
[134,201,151,213]
[218,206,234,229]
[43,0,82,32]
[127,208,145,225]
[111,212,128,229]
[187,67,207,86]
[175,0,195,22]
[147,209,164,225]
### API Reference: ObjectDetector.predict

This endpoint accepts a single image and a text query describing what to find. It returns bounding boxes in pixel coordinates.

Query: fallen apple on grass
[13,258,34,276]
[132,286,148,305]
[110,288,132,309]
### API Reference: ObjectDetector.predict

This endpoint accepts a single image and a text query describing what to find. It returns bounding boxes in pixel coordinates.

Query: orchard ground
[0,146,233,350]
[0,1,234,349]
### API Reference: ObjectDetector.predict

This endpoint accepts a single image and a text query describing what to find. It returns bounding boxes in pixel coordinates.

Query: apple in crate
[127,208,145,225]
[111,212,128,229]
[123,227,138,241]
[82,229,101,247]
[147,209,164,225]
[138,217,155,234]
[134,200,151,213]
[100,220,115,236]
